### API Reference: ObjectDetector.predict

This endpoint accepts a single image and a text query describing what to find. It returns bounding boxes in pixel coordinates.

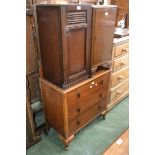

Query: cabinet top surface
[92,5,117,8]
[113,36,129,44]
[40,70,111,93]
[36,4,92,7]
[36,4,117,8]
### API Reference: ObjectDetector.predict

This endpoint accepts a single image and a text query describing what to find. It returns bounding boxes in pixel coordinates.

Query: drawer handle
[77,120,80,125]
[76,92,80,98]
[98,106,102,110]
[122,48,127,52]
[121,61,125,66]
[95,83,98,86]
[90,85,93,88]
[77,108,80,113]
[92,82,95,85]
[99,94,103,98]
[118,76,123,80]
[100,80,103,85]
[116,90,122,94]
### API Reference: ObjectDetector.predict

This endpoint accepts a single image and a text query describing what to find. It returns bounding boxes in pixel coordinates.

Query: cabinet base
[59,134,74,150]
[91,62,112,76]
[101,109,108,120]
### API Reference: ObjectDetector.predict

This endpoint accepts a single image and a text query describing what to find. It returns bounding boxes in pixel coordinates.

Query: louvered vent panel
[67,12,86,24]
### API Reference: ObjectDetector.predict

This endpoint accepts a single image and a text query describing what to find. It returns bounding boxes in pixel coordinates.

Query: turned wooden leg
[59,134,74,151]
[102,114,106,120]
[91,67,97,75]
[42,123,50,135]
[101,110,108,120]
[43,129,48,135]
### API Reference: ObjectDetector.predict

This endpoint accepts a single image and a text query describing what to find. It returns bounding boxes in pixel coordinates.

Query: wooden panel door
[61,5,92,87]
[91,6,117,70]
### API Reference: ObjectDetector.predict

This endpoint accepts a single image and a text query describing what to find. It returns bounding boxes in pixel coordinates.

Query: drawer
[113,54,129,72]
[114,43,129,57]
[111,67,129,88]
[67,72,110,121]
[68,99,107,135]
[110,80,129,103]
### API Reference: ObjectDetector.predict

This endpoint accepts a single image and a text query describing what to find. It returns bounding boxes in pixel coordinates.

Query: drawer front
[111,67,129,88]
[78,72,110,113]
[67,72,110,121]
[68,99,106,135]
[113,54,129,72]
[110,80,129,103]
[114,43,129,57]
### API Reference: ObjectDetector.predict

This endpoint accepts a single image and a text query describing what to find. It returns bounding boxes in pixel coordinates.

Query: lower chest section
[66,71,110,135]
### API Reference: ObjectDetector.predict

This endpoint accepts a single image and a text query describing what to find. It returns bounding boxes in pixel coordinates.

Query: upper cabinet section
[36,4,92,88]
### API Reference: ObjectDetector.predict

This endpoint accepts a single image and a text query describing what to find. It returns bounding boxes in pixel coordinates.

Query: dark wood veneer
[91,5,117,74]
[36,4,92,88]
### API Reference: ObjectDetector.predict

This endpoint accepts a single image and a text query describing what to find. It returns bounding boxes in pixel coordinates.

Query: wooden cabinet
[40,70,111,149]
[91,5,117,74]
[108,36,129,109]
[36,4,92,88]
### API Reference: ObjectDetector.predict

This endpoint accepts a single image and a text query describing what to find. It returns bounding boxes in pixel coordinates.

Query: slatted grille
[67,12,86,24]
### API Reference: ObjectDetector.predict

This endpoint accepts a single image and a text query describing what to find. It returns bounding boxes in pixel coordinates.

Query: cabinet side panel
[36,6,63,87]
[40,80,65,136]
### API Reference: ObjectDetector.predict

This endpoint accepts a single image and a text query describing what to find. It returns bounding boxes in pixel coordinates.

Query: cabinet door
[61,5,92,87]
[91,7,117,68]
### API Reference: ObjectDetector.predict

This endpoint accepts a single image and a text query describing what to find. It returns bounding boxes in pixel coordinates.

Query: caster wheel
[102,115,106,120]
[64,146,69,151]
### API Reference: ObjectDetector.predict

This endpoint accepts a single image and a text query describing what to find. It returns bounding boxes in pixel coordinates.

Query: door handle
[64,27,70,36]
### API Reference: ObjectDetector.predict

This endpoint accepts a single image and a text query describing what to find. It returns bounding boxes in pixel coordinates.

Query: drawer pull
[118,76,123,80]
[76,92,80,98]
[95,83,98,86]
[100,80,103,85]
[99,94,103,98]
[77,120,80,125]
[92,82,95,85]
[122,48,127,52]
[77,108,80,113]
[98,106,102,110]
[121,61,125,66]
[90,85,93,88]
[116,90,122,94]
